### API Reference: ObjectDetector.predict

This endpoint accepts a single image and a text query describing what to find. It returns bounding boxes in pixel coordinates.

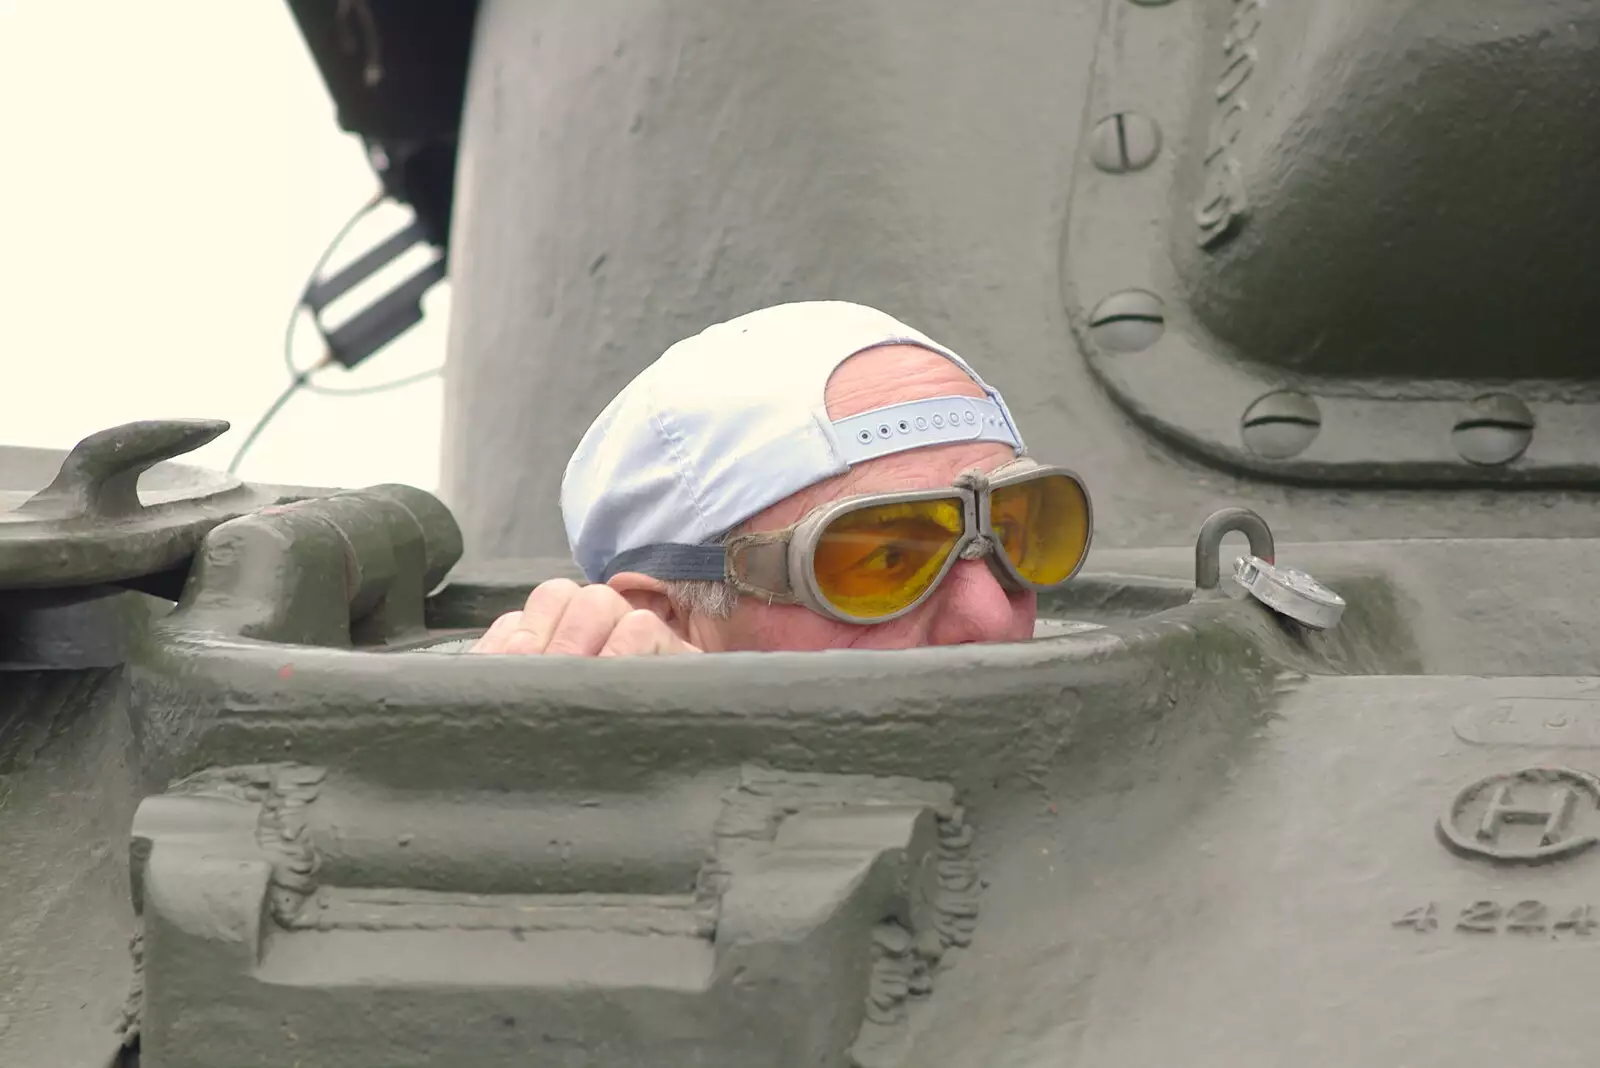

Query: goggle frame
[723,458,1094,625]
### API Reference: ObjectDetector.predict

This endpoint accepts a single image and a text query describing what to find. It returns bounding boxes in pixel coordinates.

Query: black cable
[299,364,444,397]
[226,370,313,476]
[228,191,444,475]
[283,189,379,393]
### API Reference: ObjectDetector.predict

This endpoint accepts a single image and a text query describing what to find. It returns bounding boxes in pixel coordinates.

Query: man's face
[683,344,1037,652]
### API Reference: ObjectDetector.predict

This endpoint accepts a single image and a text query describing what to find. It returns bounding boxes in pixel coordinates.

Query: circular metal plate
[1233,555,1345,630]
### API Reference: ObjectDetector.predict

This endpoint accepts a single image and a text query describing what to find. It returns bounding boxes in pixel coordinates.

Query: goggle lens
[990,474,1091,586]
[813,498,966,618]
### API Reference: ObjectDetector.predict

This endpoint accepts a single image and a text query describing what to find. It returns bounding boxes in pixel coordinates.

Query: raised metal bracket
[18,420,229,521]
[1063,0,1600,488]
[2,419,311,593]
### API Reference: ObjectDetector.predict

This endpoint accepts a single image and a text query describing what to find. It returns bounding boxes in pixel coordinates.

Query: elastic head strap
[601,543,725,583]
[597,534,800,602]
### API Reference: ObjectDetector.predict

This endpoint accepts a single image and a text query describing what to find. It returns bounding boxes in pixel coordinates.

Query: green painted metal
[6,0,1600,1063]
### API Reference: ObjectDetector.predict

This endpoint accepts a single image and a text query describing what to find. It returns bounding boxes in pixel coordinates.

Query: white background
[1,1,446,492]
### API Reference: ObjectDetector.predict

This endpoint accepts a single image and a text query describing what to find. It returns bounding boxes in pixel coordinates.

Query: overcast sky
[1,1,446,491]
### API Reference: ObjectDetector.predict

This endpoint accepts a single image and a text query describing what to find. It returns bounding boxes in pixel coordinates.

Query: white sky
[0,0,445,492]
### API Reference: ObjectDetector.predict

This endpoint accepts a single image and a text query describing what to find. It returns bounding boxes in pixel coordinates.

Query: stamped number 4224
[1393,900,1598,935]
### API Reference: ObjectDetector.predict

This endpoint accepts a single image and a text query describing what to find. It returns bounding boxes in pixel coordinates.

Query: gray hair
[660,528,738,620]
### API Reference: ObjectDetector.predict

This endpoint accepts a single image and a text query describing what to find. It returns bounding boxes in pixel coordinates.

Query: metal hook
[18,419,230,521]
[1194,507,1275,590]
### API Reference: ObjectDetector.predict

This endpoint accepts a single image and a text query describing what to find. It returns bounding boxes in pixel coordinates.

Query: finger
[468,611,523,654]
[505,579,584,654]
[598,609,703,657]
[543,584,635,657]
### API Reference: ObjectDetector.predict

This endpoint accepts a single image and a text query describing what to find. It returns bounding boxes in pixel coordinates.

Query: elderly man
[471,301,1092,656]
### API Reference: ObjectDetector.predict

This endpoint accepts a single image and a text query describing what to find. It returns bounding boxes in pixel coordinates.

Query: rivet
[916,417,928,430]
[933,414,946,429]
[1452,393,1533,466]
[1090,112,1162,174]
[1240,391,1321,459]
[964,411,977,424]
[1088,290,1165,353]
[949,410,960,424]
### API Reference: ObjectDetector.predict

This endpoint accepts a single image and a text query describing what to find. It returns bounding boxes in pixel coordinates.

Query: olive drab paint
[4,0,1600,1064]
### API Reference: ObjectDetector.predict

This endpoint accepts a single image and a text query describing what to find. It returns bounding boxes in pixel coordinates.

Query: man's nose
[925,558,1028,645]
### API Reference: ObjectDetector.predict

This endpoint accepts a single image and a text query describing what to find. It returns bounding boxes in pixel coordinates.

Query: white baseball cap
[560,301,1027,582]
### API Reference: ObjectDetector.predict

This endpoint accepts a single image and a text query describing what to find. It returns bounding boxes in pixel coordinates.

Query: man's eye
[862,541,911,572]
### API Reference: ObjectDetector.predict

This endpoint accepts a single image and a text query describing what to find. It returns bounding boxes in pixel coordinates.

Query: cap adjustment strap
[832,393,1022,464]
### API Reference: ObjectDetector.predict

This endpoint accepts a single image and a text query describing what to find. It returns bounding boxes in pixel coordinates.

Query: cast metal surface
[1064,0,1600,488]
[0,419,312,595]
[15,413,1600,1066]
[9,0,1600,1063]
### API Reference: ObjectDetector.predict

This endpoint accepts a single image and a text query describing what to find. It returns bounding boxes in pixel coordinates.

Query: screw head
[1089,112,1163,174]
[1240,391,1322,459]
[1088,290,1165,352]
[1452,393,1533,466]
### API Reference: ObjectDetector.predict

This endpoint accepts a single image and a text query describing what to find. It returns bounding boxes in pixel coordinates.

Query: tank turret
[8,0,1600,1063]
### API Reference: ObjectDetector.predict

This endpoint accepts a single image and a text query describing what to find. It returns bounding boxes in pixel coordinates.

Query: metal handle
[1194,507,1275,590]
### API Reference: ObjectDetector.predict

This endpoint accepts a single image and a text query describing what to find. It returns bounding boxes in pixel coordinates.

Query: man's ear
[605,571,679,624]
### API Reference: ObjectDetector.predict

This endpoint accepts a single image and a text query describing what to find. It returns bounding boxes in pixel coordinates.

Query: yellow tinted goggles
[600,460,1092,625]
[721,459,1092,624]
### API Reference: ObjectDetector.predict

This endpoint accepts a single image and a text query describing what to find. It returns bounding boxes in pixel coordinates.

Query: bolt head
[1452,393,1533,467]
[1240,391,1321,459]
[1088,290,1165,353]
[1089,112,1162,174]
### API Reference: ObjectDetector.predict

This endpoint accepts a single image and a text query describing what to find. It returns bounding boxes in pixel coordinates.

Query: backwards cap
[561,301,1026,582]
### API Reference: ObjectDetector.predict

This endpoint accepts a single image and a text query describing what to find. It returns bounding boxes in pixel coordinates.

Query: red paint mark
[278,664,294,680]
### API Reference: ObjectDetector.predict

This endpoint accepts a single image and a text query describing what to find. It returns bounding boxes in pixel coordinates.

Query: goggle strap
[599,543,726,583]
[725,535,795,601]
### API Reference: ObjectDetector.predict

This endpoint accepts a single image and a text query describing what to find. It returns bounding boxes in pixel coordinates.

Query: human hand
[468,579,702,657]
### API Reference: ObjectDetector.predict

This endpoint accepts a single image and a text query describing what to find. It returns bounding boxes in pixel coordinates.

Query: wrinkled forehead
[822,343,990,421]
